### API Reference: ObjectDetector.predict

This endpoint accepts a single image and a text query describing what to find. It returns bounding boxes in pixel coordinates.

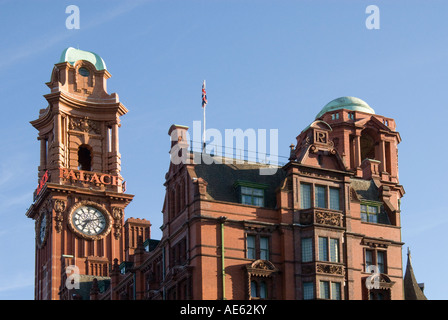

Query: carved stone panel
[299,209,342,227]
[53,199,66,233]
[69,116,101,135]
[315,211,342,227]
[316,263,344,276]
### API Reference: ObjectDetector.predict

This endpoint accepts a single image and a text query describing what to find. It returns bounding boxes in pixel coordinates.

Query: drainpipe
[219,216,227,300]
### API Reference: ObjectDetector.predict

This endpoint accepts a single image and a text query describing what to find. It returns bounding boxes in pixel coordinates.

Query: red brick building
[27,48,414,300]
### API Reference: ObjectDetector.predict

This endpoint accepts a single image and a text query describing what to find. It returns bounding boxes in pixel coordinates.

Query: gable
[300,148,345,171]
[294,121,346,171]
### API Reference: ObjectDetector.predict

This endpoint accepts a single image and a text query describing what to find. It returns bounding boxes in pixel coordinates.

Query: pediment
[356,116,392,133]
[308,120,332,131]
[246,260,279,277]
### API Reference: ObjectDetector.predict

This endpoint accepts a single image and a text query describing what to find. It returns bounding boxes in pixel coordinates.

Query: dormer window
[241,186,264,207]
[361,203,380,223]
[234,180,268,207]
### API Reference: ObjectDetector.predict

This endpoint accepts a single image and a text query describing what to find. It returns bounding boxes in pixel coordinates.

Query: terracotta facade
[27,50,405,300]
[26,51,136,300]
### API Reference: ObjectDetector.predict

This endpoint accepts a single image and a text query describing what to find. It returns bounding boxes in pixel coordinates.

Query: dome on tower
[315,96,375,119]
[59,47,107,71]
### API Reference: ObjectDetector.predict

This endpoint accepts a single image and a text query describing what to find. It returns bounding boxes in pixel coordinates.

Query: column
[39,137,47,172]
[354,134,362,177]
[112,122,119,154]
[379,138,390,181]
[379,140,386,173]
[109,122,121,179]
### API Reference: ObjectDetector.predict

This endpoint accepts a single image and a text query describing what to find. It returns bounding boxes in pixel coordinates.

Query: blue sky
[0,0,446,300]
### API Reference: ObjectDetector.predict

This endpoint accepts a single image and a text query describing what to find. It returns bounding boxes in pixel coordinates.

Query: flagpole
[203,103,206,152]
[202,80,207,152]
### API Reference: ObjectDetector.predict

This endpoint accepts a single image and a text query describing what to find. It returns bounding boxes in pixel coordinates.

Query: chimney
[168,124,189,150]
[168,124,190,165]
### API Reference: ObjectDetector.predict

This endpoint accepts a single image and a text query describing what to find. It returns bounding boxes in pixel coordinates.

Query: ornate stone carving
[315,211,341,227]
[316,263,344,276]
[54,199,66,212]
[246,259,278,277]
[53,199,66,233]
[69,116,100,134]
[300,209,342,227]
[252,260,274,271]
[112,207,123,239]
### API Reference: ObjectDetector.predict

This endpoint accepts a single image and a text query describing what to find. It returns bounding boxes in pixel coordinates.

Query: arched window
[78,145,92,171]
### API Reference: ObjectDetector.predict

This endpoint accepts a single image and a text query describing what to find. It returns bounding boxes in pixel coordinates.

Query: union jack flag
[202,80,207,108]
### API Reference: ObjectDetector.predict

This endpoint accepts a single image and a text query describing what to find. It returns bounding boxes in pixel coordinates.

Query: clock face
[39,214,47,244]
[72,205,107,236]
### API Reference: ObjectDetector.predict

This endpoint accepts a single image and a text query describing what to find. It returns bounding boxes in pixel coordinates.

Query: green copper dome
[59,47,107,71]
[315,96,375,119]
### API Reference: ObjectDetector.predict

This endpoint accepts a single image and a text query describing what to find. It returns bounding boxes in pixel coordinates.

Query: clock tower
[26,47,134,300]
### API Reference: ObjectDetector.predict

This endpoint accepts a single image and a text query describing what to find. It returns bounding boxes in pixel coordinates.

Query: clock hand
[82,219,91,228]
